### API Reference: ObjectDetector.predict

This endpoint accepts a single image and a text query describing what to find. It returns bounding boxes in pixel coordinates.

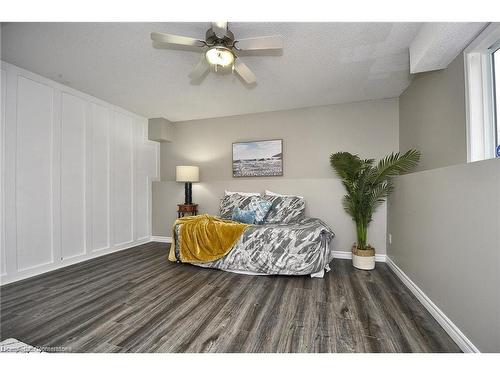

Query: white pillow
[225,190,260,197]
[265,190,304,199]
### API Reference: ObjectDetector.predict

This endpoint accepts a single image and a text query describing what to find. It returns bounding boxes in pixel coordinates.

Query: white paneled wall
[113,111,134,247]
[0,61,159,284]
[61,92,87,260]
[90,103,111,253]
[1,68,6,277]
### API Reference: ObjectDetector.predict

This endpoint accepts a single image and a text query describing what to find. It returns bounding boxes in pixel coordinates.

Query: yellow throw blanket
[168,214,251,263]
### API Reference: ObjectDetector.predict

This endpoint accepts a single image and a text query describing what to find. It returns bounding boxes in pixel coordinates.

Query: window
[494,46,500,157]
[464,23,500,162]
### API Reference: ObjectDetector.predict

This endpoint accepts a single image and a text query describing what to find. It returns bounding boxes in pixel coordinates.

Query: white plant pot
[351,245,376,270]
[352,253,375,270]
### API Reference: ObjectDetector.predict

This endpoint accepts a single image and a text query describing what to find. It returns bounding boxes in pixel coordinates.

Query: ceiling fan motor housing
[205,27,235,48]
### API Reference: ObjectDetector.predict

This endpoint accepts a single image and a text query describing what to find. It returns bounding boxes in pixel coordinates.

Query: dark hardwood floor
[0,242,461,353]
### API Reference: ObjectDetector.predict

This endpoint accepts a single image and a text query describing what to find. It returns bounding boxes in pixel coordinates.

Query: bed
[169,192,335,278]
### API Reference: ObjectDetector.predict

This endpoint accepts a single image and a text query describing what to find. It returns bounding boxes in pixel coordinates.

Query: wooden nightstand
[177,204,198,218]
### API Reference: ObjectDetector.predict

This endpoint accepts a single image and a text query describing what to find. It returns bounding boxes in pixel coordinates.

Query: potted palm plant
[330,150,420,270]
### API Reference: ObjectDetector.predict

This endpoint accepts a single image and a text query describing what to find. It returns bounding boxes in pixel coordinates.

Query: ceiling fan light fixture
[205,46,234,67]
[151,23,284,85]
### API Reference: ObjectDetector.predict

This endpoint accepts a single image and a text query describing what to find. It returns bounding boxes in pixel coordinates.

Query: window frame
[464,23,500,162]
[492,43,500,156]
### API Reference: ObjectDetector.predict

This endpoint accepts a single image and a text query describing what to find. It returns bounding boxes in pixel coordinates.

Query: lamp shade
[176,166,199,182]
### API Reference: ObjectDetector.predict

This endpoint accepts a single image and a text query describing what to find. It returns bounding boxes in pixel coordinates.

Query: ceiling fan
[151,22,283,85]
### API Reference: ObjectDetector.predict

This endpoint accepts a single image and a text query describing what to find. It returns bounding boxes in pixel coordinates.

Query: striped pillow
[263,195,305,224]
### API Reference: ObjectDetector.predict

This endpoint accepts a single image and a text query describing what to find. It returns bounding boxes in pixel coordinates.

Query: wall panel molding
[112,111,134,247]
[0,69,6,277]
[89,103,111,253]
[0,61,160,285]
[60,92,87,260]
[16,75,55,272]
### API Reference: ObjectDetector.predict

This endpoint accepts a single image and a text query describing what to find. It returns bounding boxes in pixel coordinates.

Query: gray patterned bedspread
[191,217,335,277]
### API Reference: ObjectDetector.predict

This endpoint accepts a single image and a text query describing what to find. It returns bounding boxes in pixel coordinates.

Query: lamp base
[184,182,193,205]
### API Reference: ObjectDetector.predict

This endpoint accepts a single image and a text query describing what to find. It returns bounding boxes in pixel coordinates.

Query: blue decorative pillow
[247,198,272,224]
[231,207,256,224]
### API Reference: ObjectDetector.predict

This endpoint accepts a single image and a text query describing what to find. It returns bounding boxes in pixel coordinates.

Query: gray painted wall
[153,99,400,253]
[391,51,500,352]
[387,158,500,352]
[399,54,467,172]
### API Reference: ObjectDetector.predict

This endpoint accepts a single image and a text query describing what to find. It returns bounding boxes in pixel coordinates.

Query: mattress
[187,217,335,277]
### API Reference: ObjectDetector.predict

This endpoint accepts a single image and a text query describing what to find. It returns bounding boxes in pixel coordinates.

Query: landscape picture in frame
[232,139,283,177]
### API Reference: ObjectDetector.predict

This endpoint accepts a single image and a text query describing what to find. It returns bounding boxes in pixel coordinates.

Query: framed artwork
[232,139,283,177]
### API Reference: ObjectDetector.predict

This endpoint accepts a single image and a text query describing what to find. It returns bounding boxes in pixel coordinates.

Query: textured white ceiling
[410,22,487,73]
[1,22,422,121]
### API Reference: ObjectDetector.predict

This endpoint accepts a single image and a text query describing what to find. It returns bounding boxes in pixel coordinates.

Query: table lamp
[176,166,199,205]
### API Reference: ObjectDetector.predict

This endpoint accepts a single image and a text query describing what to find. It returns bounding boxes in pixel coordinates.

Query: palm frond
[341,195,356,218]
[372,149,420,183]
[363,158,375,167]
[368,181,394,216]
[330,152,363,183]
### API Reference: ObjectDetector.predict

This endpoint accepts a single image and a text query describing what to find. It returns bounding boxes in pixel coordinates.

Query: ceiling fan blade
[234,59,256,84]
[211,22,228,38]
[234,35,283,51]
[151,32,205,48]
[188,56,209,81]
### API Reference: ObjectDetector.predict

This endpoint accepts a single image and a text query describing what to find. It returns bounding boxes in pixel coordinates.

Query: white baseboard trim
[0,238,151,286]
[386,256,479,353]
[150,236,172,243]
[333,250,386,262]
